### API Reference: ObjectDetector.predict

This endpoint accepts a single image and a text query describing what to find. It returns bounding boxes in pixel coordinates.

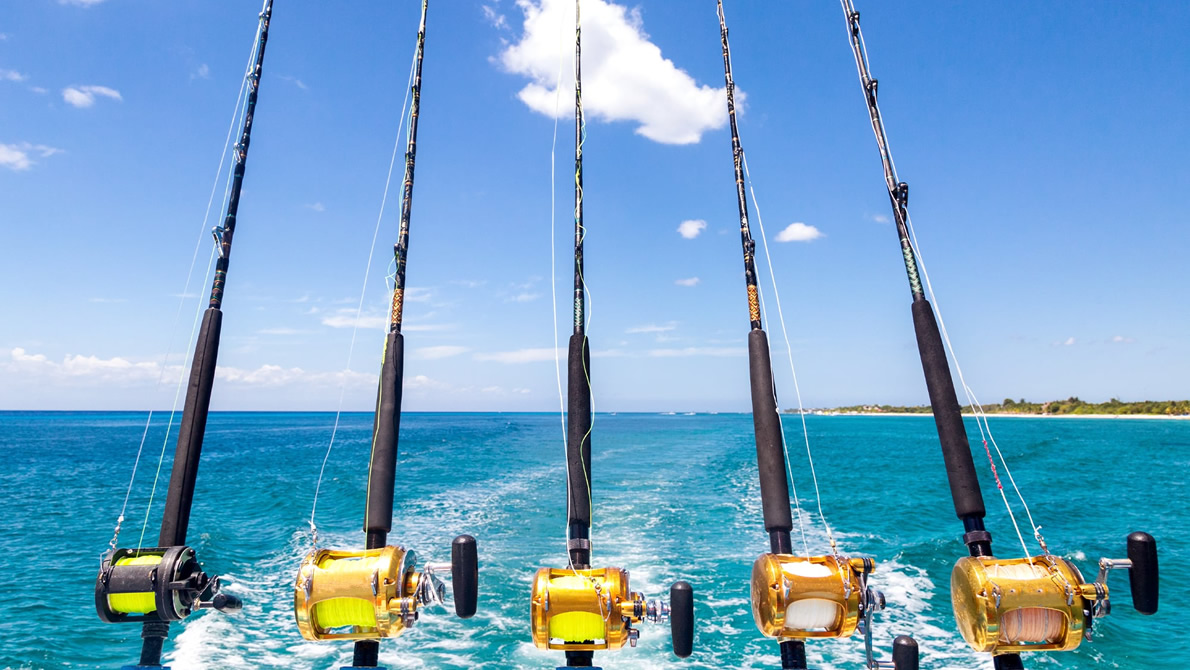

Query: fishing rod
[291,3,478,667]
[838,2,1158,666]
[92,1,272,666]
[93,2,273,666]
[715,3,916,668]
[527,1,693,666]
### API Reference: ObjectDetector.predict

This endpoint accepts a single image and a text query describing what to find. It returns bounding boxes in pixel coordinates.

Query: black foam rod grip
[1127,531,1158,614]
[364,331,404,537]
[669,581,693,658]
[452,534,478,619]
[566,333,592,529]
[892,635,919,670]
[910,299,986,520]
[159,307,222,547]
[747,329,794,535]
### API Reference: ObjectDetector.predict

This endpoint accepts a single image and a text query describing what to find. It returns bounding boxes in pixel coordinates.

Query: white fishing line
[548,0,570,565]
[126,15,264,552]
[840,0,1043,558]
[308,33,420,544]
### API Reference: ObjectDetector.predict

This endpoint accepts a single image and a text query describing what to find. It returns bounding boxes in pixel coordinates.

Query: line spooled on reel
[529,2,695,666]
[290,2,478,666]
[715,3,917,668]
[93,2,273,666]
[836,2,1159,666]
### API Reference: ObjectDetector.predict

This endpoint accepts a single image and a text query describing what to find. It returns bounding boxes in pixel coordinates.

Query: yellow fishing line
[108,555,162,614]
[546,576,605,642]
[311,555,378,629]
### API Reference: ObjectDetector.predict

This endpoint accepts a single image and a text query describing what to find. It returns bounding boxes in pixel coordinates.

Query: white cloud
[500,0,730,144]
[1055,337,1076,347]
[0,142,63,171]
[305,202,326,212]
[216,364,374,388]
[507,292,540,303]
[775,222,823,243]
[193,63,210,80]
[30,86,48,95]
[0,34,8,41]
[648,346,745,358]
[1111,335,1135,344]
[62,85,122,108]
[415,345,468,360]
[871,214,890,224]
[674,277,700,287]
[60,0,106,6]
[405,287,434,303]
[280,75,309,91]
[5,347,178,385]
[405,374,450,390]
[257,327,303,335]
[0,69,26,82]
[677,219,707,239]
[474,347,562,363]
[626,323,676,334]
[482,5,508,29]
[321,311,387,329]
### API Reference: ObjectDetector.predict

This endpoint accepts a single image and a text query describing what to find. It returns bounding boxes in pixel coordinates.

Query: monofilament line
[111,27,257,552]
[308,37,420,545]
[839,0,1042,558]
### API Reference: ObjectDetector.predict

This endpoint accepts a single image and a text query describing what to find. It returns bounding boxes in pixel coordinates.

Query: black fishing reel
[95,546,241,623]
[751,554,918,669]
[294,535,478,640]
[529,567,694,659]
[951,532,1159,654]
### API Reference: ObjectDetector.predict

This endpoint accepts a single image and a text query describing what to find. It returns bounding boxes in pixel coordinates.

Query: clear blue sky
[1,0,1186,411]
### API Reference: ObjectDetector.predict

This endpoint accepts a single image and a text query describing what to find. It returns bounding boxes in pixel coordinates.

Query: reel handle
[1127,531,1158,615]
[452,534,478,618]
[891,635,918,670]
[670,581,694,658]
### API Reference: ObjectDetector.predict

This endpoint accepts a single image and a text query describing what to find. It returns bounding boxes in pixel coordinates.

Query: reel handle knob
[451,534,478,619]
[892,635,919,670]
[204,592,243,614]
[1127,531,1158,614]
[669,580,694,658]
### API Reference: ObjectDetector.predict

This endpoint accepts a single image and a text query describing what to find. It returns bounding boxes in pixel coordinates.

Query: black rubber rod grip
[779,640,806,669]
[747,329,793,534]
[364,331,404,536]
[670,581,694,658]
[452,534,478,618]
[993,654,1024,670]
[159,307,222,547]
[1127,531,1159,614]
[892,635,919,670]
[566,333,592,529]
[910,299,985,520]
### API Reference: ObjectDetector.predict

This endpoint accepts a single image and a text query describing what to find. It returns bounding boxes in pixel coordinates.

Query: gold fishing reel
[951,532,1159,654]
[529,567,693,657]
[95,546,242,623]
[752,553,916,669]
[294,535,478,641]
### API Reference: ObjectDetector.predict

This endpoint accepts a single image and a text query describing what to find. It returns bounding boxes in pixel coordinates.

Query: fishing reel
[530,567,694,657]
[751,554,917,669]
[95,546,242,623]
[951,532,1159,654]
[294,535,478,640]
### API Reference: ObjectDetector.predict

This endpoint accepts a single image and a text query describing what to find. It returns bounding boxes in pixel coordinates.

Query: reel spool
[95,546,242,623]
[294,535,478,641]
[530,567,694,657]
[751,554,916,669]
[951,532,1159,654]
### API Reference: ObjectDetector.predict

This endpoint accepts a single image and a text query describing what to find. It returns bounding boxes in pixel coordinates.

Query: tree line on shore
[813,397,1190,416]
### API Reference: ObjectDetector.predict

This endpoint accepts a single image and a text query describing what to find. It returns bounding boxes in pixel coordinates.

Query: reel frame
[294,534,478,641]
[751,553,915,669]
[950,532,1159,654]
[95,545,241,624]
[529,566,693,658]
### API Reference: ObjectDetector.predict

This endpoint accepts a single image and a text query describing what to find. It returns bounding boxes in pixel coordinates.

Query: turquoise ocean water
[0,411,1184,669]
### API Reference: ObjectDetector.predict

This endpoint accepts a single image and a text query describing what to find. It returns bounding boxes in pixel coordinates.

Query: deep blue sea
[0,412,1184,669]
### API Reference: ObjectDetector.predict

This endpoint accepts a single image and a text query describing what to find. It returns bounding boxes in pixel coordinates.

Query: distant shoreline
[804,411,1189,420]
